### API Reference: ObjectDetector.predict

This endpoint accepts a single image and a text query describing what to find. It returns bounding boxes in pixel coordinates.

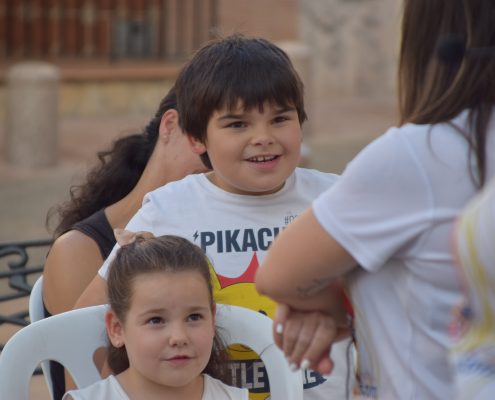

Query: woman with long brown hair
[256,0,495,398]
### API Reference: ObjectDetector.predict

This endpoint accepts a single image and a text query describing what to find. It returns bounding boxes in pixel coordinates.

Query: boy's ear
[105,309,125,348]
[187,134,207,155]
[158,109,180,143]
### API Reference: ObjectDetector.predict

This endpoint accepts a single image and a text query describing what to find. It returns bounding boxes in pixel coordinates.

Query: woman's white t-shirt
[62,374,249,400]
[313,109,495,399]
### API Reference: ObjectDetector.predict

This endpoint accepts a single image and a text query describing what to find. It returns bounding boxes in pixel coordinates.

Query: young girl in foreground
[63,232,248,400]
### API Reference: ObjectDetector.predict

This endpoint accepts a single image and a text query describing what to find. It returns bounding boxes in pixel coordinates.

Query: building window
[0,0,217,63]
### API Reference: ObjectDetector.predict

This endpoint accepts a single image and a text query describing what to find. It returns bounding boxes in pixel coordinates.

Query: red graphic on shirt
[217,253,259,289]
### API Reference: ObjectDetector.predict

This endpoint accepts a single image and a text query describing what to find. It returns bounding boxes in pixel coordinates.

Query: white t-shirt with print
[99,168,353,400]
[451,177,495,400]
[313,109,495,399]
[62,374,249,400]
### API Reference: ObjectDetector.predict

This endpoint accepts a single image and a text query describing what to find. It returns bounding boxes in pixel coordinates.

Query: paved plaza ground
[0,96,396,399]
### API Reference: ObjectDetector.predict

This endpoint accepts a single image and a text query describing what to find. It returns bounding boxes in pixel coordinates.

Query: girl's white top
[313,109,495,399]
[62,374,249,400]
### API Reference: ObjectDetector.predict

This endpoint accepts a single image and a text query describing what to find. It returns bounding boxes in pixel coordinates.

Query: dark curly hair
[46,87,178,237]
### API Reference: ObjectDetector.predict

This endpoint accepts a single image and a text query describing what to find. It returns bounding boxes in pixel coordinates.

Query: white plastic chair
[29,275,45,324]
[1,302,303,400]
[216,304,304,399]
[28,275,57,399]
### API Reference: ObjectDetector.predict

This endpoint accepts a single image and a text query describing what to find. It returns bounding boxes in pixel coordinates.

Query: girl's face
[109,270,216,394]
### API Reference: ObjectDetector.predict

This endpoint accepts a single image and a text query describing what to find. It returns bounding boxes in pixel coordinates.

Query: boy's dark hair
[106,234,231,384]
[175,34,307,169]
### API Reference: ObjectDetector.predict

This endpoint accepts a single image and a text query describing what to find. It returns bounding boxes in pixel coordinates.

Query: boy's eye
[188,313,203,322]
[273,115,289,124]
[147,316,164,325]
[226,121,246,129]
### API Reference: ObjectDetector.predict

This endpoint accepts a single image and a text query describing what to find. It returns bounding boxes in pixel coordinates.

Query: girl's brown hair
[398,0,494,187]
[106,234,231,383]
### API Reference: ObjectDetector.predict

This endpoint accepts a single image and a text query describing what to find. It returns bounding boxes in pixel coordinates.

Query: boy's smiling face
[189,101,302,196]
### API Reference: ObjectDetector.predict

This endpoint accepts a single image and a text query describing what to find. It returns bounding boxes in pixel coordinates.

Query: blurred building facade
[0,0,298,63]
[0,0,399,123]
[0,0,300,119]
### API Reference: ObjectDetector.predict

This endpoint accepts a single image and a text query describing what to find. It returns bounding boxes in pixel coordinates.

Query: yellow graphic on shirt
[210,253,276,400]
[451,190,495,399]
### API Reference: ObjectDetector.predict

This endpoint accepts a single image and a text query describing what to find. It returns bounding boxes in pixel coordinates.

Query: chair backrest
[28,275,55,399]
[216,305,304,399]
[29,275,45,323]
[0,304,108,400]
[1,302,303,400]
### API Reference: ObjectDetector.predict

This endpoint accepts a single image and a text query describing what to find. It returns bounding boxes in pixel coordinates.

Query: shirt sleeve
[313,128,434,272]
[98,193,159,279]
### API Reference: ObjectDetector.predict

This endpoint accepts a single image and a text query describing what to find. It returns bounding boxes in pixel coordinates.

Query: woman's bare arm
[73,273,108,309]
[256,207,357,313]
[43,231,104,314]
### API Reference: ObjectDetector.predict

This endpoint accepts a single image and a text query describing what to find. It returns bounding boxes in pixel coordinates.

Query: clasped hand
[273,303,352,375]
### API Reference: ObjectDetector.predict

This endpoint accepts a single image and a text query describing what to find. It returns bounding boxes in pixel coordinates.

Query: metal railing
[0,239,52,351]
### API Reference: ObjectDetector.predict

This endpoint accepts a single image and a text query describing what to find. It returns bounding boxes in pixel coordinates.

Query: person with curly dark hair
[43,86,208,399]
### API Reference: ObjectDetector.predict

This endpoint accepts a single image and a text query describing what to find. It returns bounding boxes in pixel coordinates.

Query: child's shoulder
[147,173,206,198]
[203,375,249,400]
[62,375,128,400]
[293,167,339,188]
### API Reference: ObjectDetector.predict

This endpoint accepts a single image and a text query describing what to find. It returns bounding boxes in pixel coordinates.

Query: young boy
[76,34,351,399]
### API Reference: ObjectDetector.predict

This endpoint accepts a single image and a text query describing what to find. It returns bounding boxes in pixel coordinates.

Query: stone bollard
[5,62,60,167]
